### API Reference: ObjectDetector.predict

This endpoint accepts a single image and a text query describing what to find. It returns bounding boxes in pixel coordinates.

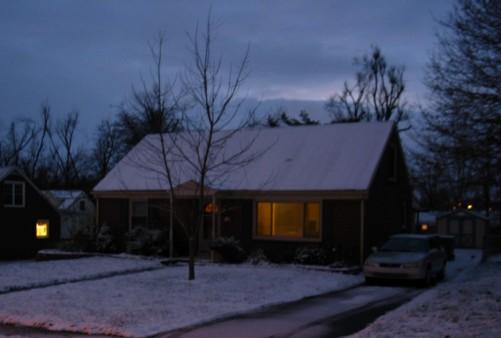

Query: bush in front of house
[294,246,333,265]
[247,248,269,265]
[125,226,169,256]
[210,237,247,263]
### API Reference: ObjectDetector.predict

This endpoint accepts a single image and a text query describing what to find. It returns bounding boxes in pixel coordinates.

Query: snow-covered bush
[125,227,169,256]
[95,225,118,253]
[294,246,332,265]
[210,237,247,263]
[247,248,269,265]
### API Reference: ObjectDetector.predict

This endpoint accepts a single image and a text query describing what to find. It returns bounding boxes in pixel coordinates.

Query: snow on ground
[350,250,501,338]
[0,264,362,337]
[0,256,161,293]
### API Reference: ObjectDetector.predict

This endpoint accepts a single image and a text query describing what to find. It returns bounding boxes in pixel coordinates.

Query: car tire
[421,267,433,288]
[437,263,446,281]
[365,277,377,285]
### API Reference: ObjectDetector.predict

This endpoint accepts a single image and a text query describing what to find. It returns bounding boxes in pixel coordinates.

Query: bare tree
[25,102,51,179]
[47,111,86,187]
[172,14,261,280]
[326,46,409,130]
[421,0,501,215]
[117,33,182,152]
[0,119,34,167]
[92,118,122,180]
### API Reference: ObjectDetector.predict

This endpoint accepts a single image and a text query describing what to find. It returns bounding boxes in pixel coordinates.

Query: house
[92,122,412,264]
[436,209,491,249]
[43,190,95,239]
[0,167,61,258]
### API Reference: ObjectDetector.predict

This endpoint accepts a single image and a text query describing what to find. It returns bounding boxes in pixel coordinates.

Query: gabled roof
[43,190,86,210]
[93,122,395,194]
[0,166,60,214]
[0,166,16,182]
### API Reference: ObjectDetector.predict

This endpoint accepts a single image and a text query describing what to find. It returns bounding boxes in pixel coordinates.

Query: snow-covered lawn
[0,263,362,337]
[0,256,161,293]
[351,251,501,338]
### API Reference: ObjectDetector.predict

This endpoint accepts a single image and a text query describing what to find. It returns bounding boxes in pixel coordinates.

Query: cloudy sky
[0,0,453,135]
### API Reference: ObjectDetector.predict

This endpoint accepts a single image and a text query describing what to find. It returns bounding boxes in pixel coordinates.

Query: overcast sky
[0,0,453,136]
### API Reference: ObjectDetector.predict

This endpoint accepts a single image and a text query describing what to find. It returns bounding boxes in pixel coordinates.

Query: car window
[380,238,430,252]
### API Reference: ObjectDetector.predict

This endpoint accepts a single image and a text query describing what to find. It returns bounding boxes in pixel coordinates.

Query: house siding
[366,130,412,255]
[0,173,60,258]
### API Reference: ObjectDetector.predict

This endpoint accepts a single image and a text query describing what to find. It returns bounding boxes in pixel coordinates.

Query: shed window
[256,202,320,240]
[3,181,25,207]
[36,220,49,239]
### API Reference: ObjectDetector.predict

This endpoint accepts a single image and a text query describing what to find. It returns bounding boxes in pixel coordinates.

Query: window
[36,220,49,239]
[3,181,25,207]
[131,200,148,227]
[256,202,321,240]
[79,200,86,211]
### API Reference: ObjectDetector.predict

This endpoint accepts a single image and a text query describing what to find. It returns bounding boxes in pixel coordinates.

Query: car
[363,234,447,287]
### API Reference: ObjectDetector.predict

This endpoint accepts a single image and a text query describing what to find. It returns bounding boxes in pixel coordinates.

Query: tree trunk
[188,236,196,280]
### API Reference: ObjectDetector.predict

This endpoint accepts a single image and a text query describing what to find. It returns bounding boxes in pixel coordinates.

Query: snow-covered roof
[44,190,85,210]
[93,122,395,193]
[0,166,15,182]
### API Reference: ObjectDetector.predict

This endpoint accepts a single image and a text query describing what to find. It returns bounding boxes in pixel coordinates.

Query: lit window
[256,202,321,240]
[36,220,49,239]
[3,181,25,207]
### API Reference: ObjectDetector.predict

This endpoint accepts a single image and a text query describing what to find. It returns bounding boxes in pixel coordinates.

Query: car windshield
[380,238,429,253]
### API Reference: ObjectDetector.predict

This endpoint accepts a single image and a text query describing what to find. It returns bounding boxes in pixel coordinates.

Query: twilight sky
[0,0,453,136]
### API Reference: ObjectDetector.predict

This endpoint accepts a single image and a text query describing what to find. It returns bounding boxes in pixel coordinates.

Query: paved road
[159,284,421,338]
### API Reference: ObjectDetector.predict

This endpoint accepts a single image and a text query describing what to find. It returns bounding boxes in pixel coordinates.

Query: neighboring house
[0,167,60,258]
[415,211,444,233]
[43,190,95,239]
[437,209,491,249]
[92,122,412,264]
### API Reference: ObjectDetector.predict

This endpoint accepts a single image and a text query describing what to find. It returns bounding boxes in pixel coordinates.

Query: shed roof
[44,190,86,210]
[93,122,395,194]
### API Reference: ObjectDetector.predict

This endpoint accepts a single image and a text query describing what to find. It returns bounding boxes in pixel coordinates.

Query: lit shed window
[36,220,49,239]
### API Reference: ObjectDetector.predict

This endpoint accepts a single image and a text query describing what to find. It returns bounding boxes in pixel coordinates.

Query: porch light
[36,220,49,239]
[467,204,473,210]
[204,202,218,214]
[420,223,429,232]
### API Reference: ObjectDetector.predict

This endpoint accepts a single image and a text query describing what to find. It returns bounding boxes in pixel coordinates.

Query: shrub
[210,237,247,263]
[294,246,333,265]
[247,248,268,265]
[125,227,169,256]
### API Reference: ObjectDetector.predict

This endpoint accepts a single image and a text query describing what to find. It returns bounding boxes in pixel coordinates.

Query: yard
[350,252,501,337]
[0,257,362,337]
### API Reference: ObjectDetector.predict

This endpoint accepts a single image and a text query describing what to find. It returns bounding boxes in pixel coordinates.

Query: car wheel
[437,263,446,281]
[365,277,377,285]
[421,267,433,288]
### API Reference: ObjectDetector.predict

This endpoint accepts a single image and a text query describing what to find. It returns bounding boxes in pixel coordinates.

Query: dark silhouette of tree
[326,46,409,130]
[420,0,501,215]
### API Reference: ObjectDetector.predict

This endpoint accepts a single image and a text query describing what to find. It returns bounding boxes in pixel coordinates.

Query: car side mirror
[371,246,378,253]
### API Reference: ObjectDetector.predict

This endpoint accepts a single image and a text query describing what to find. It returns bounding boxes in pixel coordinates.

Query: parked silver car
[363,234,447,286]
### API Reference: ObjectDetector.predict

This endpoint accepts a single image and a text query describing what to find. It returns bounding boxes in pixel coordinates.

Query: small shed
[0,167,61,258]
[43,190,95,239]
[437,209,489,249]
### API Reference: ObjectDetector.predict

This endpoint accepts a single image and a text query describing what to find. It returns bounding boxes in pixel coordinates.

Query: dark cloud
[0,0,453,135]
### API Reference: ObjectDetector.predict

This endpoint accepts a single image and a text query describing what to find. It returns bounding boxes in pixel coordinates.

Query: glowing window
[256,202,321,240]
[36,220,49,239]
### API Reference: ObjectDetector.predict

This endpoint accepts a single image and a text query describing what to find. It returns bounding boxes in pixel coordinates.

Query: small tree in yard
[176,15,260,280]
